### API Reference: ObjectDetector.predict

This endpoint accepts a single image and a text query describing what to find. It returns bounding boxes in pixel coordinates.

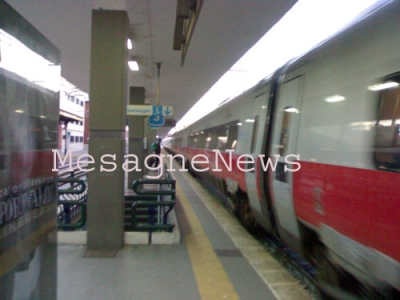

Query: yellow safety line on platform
[175,180,239,300]
[172,161,313,300]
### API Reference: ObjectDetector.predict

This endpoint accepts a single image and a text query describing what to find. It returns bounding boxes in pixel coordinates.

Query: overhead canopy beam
[173,0,204,66]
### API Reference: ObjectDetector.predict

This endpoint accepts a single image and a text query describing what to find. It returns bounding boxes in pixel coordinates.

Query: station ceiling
[6,0,297,137]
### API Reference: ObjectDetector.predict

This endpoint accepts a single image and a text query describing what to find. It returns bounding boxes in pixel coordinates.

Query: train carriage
[0,2,60,298]
[164,1,400,297]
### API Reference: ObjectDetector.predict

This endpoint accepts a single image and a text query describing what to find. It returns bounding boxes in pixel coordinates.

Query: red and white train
[164,1,400,297]
[0,2,60,297]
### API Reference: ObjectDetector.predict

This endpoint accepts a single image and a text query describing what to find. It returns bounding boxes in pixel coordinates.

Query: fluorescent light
[378,119,392,126]
[128,60,139,71]
[284,107,298,113]
[170,0,383,135]
[245,119,255,123]
[15,110,24,113]
[368,81,399,91]
[325,95,346,103]
[237,122,243,126]
[127,39,133,50]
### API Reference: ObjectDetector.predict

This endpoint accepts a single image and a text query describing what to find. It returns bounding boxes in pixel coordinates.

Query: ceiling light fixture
[284,107,298,113]
[368,81,399,91]
[173,0,204,66]
[325,95,346,103]
[127,38,133,50]
[128,60,139,71]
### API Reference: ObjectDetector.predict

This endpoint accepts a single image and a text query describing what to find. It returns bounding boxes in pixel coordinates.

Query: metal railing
[57,158,176,235]
[58,168,88,230]
[130,178,176,242]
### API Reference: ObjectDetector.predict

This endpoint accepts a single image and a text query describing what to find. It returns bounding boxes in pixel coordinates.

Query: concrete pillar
[127,87,145,187]
[145,119,157,155]
[87,10,129,250]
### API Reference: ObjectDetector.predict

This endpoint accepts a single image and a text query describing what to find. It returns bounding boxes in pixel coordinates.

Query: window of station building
[373,72,400,171]
[70,135,74,143]
[80,136,83,143]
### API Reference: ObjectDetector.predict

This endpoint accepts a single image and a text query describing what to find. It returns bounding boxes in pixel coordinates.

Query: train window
[205,131,213,149]
[173,137,182,147]
[216,126,227,151]
[226,121,239,151]
[279,107,295,156]
[250,116,259,153]
[374,72,400,171]
[190,132,206,148]
[203,127,216,150]
[188,134,196,147]
[198,121,239,151]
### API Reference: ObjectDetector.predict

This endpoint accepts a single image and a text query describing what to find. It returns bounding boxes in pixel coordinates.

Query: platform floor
[58,162,313,300]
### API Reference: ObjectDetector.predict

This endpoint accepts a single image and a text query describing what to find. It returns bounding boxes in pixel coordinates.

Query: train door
[270,76,303,240]
[245,94,266,218]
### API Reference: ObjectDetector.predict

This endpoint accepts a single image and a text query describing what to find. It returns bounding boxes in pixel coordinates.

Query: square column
[127,87,145,186]
[87,10,129,250]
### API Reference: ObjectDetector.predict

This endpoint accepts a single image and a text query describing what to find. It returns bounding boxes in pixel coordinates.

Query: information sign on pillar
[148,105,165,127]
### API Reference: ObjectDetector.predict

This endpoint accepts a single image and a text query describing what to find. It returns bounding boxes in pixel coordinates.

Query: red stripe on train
[11,151,55,183]
[293,161,400,262]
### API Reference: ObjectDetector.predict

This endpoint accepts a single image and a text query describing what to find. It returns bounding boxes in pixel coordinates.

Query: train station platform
[57,159,314,300]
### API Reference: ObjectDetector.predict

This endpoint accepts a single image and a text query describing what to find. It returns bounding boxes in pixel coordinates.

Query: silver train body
[165,1,400,297]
